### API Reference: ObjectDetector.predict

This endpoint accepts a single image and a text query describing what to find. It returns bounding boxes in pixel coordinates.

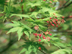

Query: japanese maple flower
[69,16,72,18]
[56,25,58,27]
[51,24,54,26]
[43,36,46,39]
[57,21,61,25]
[48,31,50,34]
[62,16,64,18]
[47,37,51,41]
[33,33,37,37]
[55,19,58,21]
[38,34,42,37]
[61,19,65,23]
[47,21,49,23]
[49,34,52,36]
[53,22,57,24]
[34,25,39,30]
[39,47,41,50]
[44,31,49,35]
[50,17,52,19]
[38,39,41,42]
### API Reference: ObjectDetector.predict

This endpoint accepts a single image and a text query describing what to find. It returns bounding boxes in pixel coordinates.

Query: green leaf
[33,47,37,54]
[30,12,38,18]
[24,31,30,38]
[7,27,19,34]
[28,2,41,7]
[10,14,30,18]
[28,45,32,53]
[17,27,23,40]
[19,48,26,54]
[51,49,72,54]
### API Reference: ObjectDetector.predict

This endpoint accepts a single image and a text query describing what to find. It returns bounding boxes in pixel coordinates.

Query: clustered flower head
[47,14,65,27]
[33,32,52,42]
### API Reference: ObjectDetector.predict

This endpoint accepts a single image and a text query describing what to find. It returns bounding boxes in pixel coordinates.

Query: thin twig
[57,1,72,10]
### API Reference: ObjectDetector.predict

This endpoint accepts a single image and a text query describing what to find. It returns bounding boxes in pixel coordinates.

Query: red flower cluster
[33,33,51,42]
[47,16,65,27]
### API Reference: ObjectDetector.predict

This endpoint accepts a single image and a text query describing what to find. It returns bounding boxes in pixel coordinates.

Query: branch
[63,0,69,6]
[57,1,72,10]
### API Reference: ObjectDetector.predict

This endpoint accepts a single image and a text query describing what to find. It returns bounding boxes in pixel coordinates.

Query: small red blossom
[43,36,46,39]
[50,22,52,24]
[47,21,49,23]
[61,19,65,23]
[47,37,51,41]
[56,25,58,27]
[50,17,52,19]
[34,25,39,30]
[38,39,41,42]
[44,31,49,35]
[38,34,42,37]
[33,33,37,37]
[51,24,54,26]
[62,16,64,18]
[54,22,57,24]
[55,19,58,21]
[49,34,52,36]
[69,16,72,18]
[39,47,41,50]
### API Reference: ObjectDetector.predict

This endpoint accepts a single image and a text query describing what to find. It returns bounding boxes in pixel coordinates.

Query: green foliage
[0,0,72,54]
[7,21,33,40]
[19,41,48,54]
[51,49,72,54]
